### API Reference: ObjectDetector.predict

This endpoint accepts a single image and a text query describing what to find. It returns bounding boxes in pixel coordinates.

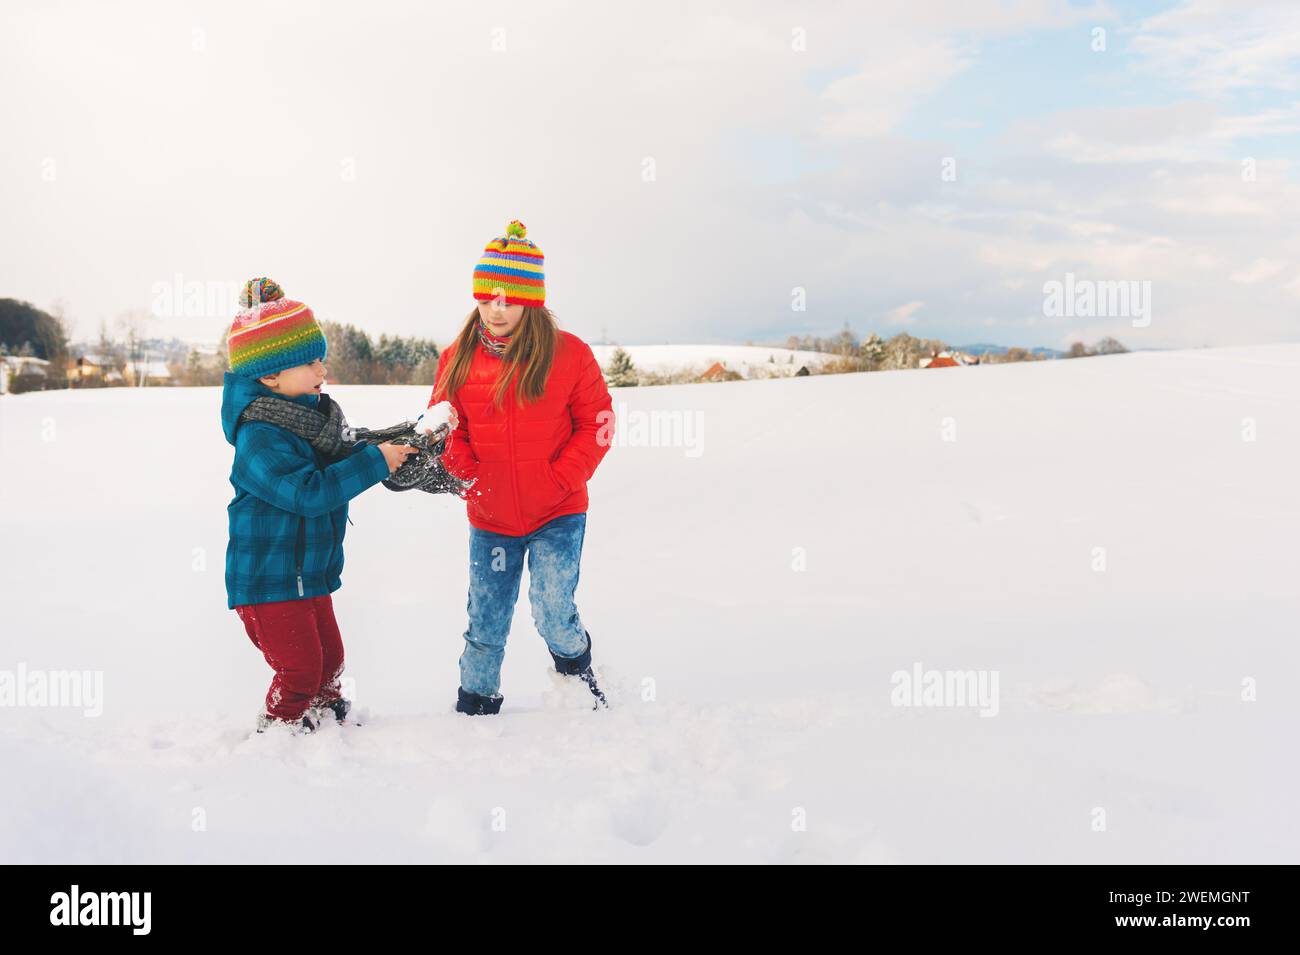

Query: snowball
[416,400,454,434]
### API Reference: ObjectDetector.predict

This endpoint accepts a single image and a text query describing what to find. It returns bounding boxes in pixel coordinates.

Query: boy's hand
[378,442,419,473]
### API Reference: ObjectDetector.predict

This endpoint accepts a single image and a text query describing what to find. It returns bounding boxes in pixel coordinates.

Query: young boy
[221,278,415,734]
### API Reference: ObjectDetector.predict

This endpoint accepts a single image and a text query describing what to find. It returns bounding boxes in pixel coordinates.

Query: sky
[1,0,1298,351]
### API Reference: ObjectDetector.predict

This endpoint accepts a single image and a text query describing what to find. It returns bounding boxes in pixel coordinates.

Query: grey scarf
[239,393,351,463]
[239,392,473,496]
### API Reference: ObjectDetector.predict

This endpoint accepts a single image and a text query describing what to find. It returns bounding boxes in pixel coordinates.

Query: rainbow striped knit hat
[226,278,328,380]
[472,219,545,307]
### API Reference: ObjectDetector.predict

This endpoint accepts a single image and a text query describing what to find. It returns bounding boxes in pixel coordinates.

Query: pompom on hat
[226,277,328,380]
[472,219,545,307]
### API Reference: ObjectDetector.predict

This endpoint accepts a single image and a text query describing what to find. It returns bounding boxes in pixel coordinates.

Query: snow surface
[589,343,831,378]
[0,345,1297,863]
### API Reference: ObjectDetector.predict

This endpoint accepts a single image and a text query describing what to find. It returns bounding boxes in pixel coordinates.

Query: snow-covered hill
[0,345,1296,863]
[589,343,831,378]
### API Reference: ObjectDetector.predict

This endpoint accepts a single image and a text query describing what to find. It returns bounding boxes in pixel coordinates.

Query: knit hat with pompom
[226,277,327,380]
[472,219,545,307]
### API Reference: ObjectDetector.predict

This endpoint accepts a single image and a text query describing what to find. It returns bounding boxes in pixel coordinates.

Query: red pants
[235,595,345,721]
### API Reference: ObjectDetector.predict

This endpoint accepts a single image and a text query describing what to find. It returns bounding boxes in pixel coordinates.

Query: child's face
[259,358,327,397]
[478,298,524,336]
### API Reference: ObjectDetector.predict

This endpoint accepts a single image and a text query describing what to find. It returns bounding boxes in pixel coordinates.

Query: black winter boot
[550,631,608,709]
[456,687,504,716]
[314,697,358,725]
[255,712,319,735]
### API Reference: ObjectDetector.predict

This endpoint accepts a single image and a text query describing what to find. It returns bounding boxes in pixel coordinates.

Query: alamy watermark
[890,663,999,717]
[1043,272,1151,328]
[50,886,150,935]
[597,402,703,457]
[150,273,244,321]
[0,663,103,716]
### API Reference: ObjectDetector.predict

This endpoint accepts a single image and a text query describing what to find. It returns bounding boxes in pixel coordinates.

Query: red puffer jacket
[428,329,614,536]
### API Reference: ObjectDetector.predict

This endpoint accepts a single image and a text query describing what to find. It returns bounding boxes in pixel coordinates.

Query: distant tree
[831,322,857,357]
[880,333,922,370]
[177,348,225,386]
[1065,341,1092,359]
[1094,336,1128,355]
[604,347,638,387]
[92,321,126,382]
[860,333,886,368]
[319,321,373,383]
[375,333,409,368]
[48,300,73,376]
[374,333,437,372]
[331,321,375,382]
[112,309,154,385]
[316,321,439,384]
[409,352,441,386]
[0,298,68,366]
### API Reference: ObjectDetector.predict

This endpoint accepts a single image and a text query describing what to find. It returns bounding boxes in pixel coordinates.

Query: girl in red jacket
[422,220,614,715]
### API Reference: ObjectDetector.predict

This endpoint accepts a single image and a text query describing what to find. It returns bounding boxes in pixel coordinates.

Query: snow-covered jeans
[235,595,344,721]
[459,512,590,698]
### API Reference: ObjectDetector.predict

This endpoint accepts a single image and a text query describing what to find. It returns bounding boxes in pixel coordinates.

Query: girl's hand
[378,442,419,473]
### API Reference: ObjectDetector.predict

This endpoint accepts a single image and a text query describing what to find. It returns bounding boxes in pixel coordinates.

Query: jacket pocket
[467,460,513,526]
[522,460,569,526]
[543,459,568,497]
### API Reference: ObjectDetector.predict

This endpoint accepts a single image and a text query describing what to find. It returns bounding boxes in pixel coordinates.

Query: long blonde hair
[434,305,559,409]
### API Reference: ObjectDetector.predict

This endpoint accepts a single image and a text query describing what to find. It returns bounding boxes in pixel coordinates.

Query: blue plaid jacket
[221,373,389,608]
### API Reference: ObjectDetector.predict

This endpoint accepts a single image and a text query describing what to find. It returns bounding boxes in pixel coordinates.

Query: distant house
[699,361,742,383]
[123,359,174,386]
[0,356,51,394]
[67,355,127,386]
[920,350,978,369]
[68,354,110,383]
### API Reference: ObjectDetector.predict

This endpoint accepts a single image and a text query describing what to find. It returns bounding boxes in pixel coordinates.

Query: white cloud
[1230,258,1289,284]
[819,38,974,139]
[1007,100,1300,164]
[885,300,925,326]
[1131,0,1300,94]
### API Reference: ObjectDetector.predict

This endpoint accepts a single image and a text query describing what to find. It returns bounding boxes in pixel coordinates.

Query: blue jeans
[459,512,590,697]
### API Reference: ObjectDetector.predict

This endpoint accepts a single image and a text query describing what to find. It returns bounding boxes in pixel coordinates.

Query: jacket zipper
[505,367,525,535]
[294,516,306,597]
[299,441,320,597]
